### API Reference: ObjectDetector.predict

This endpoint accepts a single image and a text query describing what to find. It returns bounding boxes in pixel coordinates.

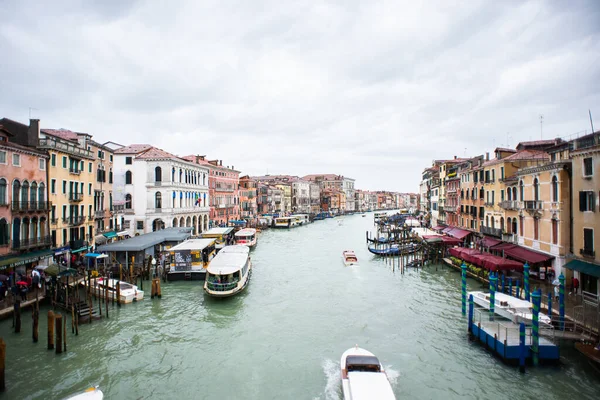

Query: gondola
[367,243,419,256]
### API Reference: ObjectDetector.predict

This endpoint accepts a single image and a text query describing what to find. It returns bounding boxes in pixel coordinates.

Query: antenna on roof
[590,109,595,133]
[539,115,543,139]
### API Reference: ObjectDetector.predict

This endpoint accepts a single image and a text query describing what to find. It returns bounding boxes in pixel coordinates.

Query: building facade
[292,180,310,214]
[239,176,258,219]
[114,145,210,236]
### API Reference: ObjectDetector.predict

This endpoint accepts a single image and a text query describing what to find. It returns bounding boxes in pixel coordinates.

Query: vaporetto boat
[469,291,552,325]
[234,228,258,247]
[203,245,252,298]
[340,346,396,400]
[167,238,217,281]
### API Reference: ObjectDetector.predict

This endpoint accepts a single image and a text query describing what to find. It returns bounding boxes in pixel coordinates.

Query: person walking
[572,277,580,294]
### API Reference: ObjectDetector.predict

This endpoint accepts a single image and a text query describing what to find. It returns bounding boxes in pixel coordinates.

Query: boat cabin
[274,217,295,228]
[234,228,257,246]
[204,245,251,297]
[346,355,382,373]
[291,214,310,225]
[201,227,235,250]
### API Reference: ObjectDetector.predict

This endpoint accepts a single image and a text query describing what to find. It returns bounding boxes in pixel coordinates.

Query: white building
[113,145,210,236]
[292,180,311,214]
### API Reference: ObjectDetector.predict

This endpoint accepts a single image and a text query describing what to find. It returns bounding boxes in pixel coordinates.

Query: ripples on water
[2,214,600,399]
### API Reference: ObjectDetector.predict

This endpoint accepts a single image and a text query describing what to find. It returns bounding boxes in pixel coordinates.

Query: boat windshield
[346,356,381,372]
[119,283,134,290]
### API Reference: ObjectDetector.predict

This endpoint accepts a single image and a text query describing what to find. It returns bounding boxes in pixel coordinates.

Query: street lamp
[151,257,157,278]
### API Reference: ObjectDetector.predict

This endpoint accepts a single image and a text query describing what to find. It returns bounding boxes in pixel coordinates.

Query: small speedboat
[343,250,358,266]
[341,346,396,400]
[64,386,104,400]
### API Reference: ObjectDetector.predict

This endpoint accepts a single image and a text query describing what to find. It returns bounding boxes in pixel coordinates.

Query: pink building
[0,121,51,269]
[183,155,240,226]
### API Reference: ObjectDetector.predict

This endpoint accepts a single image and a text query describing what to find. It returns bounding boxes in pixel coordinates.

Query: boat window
[119,283,133,290]
[346,356,381,373]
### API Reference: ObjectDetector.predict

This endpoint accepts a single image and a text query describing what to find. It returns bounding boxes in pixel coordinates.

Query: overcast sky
[1,1,599,192]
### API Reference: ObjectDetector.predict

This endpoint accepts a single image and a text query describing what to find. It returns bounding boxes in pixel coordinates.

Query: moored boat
[204,245,252,298]
[341,346,396,400]
[343,250,358,266]
[167,238,217,281]
[234,228,258,247]
[86,278,143,303]
[201,227,235,252]
[575,342,600,375]
[469,291,552,325]
[367,243,419,256]
[63,387,104,400]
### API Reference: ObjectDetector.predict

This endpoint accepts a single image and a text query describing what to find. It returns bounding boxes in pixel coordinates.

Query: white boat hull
[340,347,395,400]
[88,278,144,304]
[63,387,103,400]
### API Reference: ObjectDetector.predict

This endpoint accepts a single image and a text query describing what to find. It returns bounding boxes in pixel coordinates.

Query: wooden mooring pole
[47,310,55,350]
[55,314,63,354]
[32,298,39,343]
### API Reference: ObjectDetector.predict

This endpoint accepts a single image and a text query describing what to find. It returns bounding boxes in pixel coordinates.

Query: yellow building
[40,129,96,251]
[88,140,117,244]
[275,184,292,213]
[564,131,600,295]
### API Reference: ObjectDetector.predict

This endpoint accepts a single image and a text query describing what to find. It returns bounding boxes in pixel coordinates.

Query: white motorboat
[63,386,104,400]
[90,278,144,303]
[204,245,252,298]
[234,228,258,247]
[341,346,396,400]
[343,250,358,266]
[469,291,552,325]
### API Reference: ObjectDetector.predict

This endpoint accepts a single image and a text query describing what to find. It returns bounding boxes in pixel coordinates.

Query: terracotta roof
[302,174,344,181]
[495,147,517,153]
[136,147,178,159]
[114,144,154,154]
[41,128,80,141]
[504,149,549,161]
[517,139,560,147]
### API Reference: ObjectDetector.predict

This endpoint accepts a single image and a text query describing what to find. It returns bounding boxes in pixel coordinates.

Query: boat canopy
[206,245,249,275]
[202,227,234,236]
[346,355,381,372]
[169,238,216,251]
[235,228,257,237]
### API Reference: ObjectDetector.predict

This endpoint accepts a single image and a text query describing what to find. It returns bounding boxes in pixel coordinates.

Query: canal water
[2,214,600,399]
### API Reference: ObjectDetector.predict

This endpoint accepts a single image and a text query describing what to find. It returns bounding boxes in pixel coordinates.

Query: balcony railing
[484,179,495,184]
[69,193,83,202]
[69,168,81,175]
[523,200,543,212]
[50,218,58,225]
[480,226,503,238]
[498,200,518,210]
[11,235,52,250]
[39,137,94,159]
[11,201,52,212]
[580,248,595,258]
[63,216,86,226]
[95,210,105,218]
[502,233,518,244]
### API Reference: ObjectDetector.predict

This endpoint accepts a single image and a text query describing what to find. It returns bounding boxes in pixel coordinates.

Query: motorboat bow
[341,346,395,400]
[343,250,359,266]
[63,386,104,400]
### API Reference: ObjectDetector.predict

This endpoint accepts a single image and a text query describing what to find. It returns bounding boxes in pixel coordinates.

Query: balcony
[69,193,83,202]
[95,210,106,219]
[39,137,94,159]
[69,168,81,175]
[523,200,543,213]
[63,216,86,226]
[499,200,518,210]
[480,226,503,238]
[483,202,495,207]
[580,248,595,258]
[11,201,52,212]
[502,233,518,244]
[50,218,58,225]
[11,235,52,250]
[484,179,495,185]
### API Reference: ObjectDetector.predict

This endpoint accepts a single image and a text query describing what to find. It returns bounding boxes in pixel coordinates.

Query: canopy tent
[422,235,443,244]
[431,226,445,231]
[447,228,471,240]
[479,237,502,249]
[490,243,554,265]
[440,236,463,245]
[103,231,118,239]
[448,247,523,271]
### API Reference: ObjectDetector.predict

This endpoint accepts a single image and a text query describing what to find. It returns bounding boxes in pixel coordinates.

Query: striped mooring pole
[501,274,505,293]
[461,263,467,315]
[516,279,520,298]
[509,278,513,296]
[559,273,565,331]
[524,263,530,301]
[519,322,526,373]
[547,293,552,319]
[531,289,541,367]
[489,273,498,321]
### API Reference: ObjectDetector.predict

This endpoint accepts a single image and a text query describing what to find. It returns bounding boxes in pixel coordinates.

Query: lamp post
[151,257,157,279]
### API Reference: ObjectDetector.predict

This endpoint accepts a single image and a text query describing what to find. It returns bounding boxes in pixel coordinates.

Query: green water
[1,214,600,399]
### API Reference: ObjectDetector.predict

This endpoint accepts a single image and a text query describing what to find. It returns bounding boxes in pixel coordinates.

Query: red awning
[479,237,502,248]
[441,236,463,245]
[482,255,524,272]
[442,227,453,233]
[503,246,554,265]
[448,228,471,240]
[431,226,445,231]
[449,247,463,258]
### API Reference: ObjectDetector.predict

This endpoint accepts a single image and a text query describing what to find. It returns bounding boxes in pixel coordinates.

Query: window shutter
[579,191,586,211]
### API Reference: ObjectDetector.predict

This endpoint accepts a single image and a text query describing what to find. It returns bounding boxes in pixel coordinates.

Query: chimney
[486,152,489,161]
[232,165,234,170]
[28,119,40,147]
[220,160,223,166]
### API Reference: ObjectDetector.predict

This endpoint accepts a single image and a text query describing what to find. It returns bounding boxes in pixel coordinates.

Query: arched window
[38,183,45,203]
[533,178,539,201]
[507,188,511,201]
[552,219,558,244]
[460,189,464,199]
[0,178,6,205]
[125,194,132,209]
[155,192,162,209]
[551,176,558,202]
[30,182,37,205]
[179,169,183,182]
[155,166,162,182]
[485,215,489,226]
[512,218,517,235]
[519,181,524,201]
[21,181,29,206]
[12,180,20,204]
[512,187,517,201]
[0,218,8,245]
[500,217,504,232]
[479,186,484,199]
[172,167,175,182]
[125,171,132,185]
